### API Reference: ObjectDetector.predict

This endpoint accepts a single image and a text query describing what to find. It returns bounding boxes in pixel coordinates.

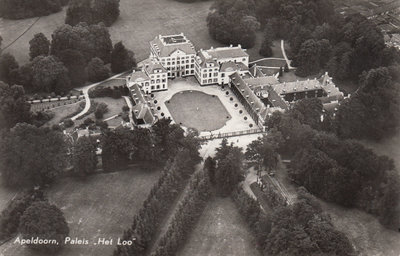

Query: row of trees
[0,0,68,19]
[267,107,400,229]
[0,23,135,94]
[263,190,355,255]
[152,170,211,256]
[233,188,355,255]
[113,150,199,256]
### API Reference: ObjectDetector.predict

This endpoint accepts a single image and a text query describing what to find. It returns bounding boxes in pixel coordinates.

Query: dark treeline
[208,0,400,82]
[101,118,201,171]
[113,150,201,256]
[232,189,355,255]
[0,0,68,19]
[152,169,211,256]
[66,0,120,26]
[267,104,400,229]
[0,23,135,95]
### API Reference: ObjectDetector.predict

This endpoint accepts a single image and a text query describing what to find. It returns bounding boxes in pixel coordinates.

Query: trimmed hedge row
[151,170,211,256]
[113,150,197,256]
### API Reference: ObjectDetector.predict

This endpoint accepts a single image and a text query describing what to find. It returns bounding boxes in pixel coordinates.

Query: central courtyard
[166,90,231,131]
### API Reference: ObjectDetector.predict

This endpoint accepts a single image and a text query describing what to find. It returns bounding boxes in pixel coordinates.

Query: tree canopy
[0,82,31,129]
[66,0,120,26]
[0,0,65,19]
[0,123,67,188]
[19,201,69,252]
[207,0,260,49]
[29,33,50,60]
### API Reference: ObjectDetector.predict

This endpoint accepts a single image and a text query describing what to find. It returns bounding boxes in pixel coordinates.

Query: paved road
[122,96,134,126]
[281,40,295,70]
[71,72,128,121]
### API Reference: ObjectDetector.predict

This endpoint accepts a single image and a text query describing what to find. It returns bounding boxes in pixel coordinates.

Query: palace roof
[150,34,196,57]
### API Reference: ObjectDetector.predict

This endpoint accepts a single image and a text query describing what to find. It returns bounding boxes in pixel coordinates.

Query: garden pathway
[71,72,128,121]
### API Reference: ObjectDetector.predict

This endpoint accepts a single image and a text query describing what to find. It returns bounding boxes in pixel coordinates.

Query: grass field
[361,131,400,174]
[166,90,231,131]
[178,196,260,256]
[44,101,83,126]
[0,166,162,256]
[0,0,269,65]
[319,200,400,256]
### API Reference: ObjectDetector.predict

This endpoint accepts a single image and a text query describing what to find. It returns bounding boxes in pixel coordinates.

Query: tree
[29,33,50,60]
[204,156,216,184]
[31,55,71,93]
[66,0,120,26]
[0,82,31,129]
[19,201,69,252]
[245,131,283,172]
[58,49,87,87]
[214,139,244,196]
[94,102,109,119]
[207,0,259,49]
[73,136,98,176]
[87,57,110,82]
[289,98,324,130]
[0,123,67,188]
[51,23,113,64]
[111,42,136,73]
[0,53,19,84]
[0,0,63,19]
[294,39,322,77]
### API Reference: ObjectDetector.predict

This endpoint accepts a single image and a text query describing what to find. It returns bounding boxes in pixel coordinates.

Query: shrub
[84,118,94,126]
[122,105,129,112]
[86,57,110,82]
[64,118,74,128]
[94,102,108,119]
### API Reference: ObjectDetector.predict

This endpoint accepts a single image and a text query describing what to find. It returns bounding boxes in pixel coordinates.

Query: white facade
[195,45,249,86]
[149,33,196,78]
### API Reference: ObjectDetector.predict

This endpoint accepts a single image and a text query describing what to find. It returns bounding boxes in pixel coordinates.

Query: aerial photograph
[0,0,399,255]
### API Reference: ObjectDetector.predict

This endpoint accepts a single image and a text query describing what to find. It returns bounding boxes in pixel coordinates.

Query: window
[214,72,218,76]
[157,85,160,89]
[191,64,194,68]
[191,59,194,63]
[151,80,154,84]
[162,79,166,82]
[203,74,207,78]
[209,73,212,77]
[156,79,160,83]
[191,70,194,74]
[186,65,189,68]
[167,62,170,65]
[221,73,225,77]
[145,82,149,86]
[242,58,246,61]
[208,79,212,83]
[214,78,217,82]
[151,86,154,90]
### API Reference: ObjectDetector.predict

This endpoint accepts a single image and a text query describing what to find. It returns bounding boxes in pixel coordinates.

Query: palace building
[149,33,196,78]
[125,33,345,127]
[195,45,249,86]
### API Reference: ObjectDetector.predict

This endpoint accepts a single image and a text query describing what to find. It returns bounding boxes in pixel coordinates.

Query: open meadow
[0,166,162,256]
[0,0,275,65]
[178,196,260,256]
